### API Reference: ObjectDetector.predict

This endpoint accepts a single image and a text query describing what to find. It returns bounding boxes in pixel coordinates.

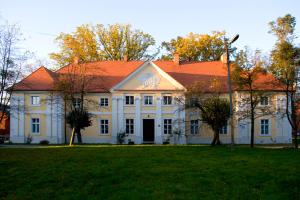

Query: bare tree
[0,22,28,124]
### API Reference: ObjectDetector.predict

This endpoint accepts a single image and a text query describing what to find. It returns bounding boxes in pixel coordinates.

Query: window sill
[30,104,41,107]
[259,134,272,137]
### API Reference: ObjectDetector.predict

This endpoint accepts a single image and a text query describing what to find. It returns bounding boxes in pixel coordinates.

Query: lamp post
[226,34,239,149]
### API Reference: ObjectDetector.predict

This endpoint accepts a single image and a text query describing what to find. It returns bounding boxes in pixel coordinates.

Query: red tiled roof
[13,66,57,91]
[12,60,285,92]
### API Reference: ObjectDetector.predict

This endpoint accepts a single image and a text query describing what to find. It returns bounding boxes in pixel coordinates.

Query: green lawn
[0,145,299,200]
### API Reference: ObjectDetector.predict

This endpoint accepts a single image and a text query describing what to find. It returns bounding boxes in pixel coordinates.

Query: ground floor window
[31,118,40,133]
[100,119,109,134]
[219,125,228,134]
[164,119,172,134]
[190,120,199,134]
[261,119,269,135]
[126,119,134,134]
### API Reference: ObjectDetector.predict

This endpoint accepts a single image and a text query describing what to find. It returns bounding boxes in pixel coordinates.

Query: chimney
[173,53,180,65]
[123,55,128,62]
[73,56,79,64]
[220,53,228,64]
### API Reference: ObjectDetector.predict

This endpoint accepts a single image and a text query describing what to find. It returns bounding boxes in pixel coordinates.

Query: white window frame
[260,96,269,106]
[190,120,199,134]
[100,119,109,134]
[260,119,270,136]
[125,119,134,134]
[163,95,172,106]
[144,95,153,106]
[163,119,172,134]
[100,97,109,107]
[31,96,40,106]
[31,118,40,134]
[125,95,135,105]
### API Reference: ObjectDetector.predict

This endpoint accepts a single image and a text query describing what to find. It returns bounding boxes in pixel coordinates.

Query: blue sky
[1,0,300,63]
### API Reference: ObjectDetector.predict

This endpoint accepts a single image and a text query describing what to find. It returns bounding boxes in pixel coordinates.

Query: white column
[46,96,53,138]
[135,95,142,144]
[118,97,124,132]
[179,104,186,144]
[54,96,63,144]
[111,96,118,144]
[155,95,163,144]
[10,96,22,142]
[19,95,25,142]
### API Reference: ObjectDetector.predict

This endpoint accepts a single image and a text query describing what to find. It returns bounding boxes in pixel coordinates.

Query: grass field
[0,145,299,200]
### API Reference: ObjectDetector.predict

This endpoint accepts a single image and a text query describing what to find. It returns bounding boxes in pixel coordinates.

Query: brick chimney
[220,53,228,64]
[173,53,180,65]
[123,55,128,62]
[73,56,79,64]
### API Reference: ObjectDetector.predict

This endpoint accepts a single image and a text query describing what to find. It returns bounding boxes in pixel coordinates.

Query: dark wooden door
[143,119,155,142]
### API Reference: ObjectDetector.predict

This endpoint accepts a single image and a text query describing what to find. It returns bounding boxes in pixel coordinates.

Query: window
[31,96,40,105]
[72,98,81,109]
[126,119,134,134]
[144,96,153,105]
[31,118,40,134]
[190,120,199,134]
[125,96,134,105]
[100,97,109,107]
[100,119,109,134]
[189,97,198,106]
[261,119,269,135]
[164,119,172,134]
[219,125,227,134]
[260,97,269,106]
[163,96,172,105]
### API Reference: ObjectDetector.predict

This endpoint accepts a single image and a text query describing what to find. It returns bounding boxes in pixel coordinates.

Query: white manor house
[10,55,292,144]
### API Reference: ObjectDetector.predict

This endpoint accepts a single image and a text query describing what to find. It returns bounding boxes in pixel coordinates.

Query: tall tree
[50,24,155,67]
[54,62,94,144]
[161,31,226,62]
[185,79,230,145]
[232,47,271,148]
[268,14,300,149]
[0,22,28,125]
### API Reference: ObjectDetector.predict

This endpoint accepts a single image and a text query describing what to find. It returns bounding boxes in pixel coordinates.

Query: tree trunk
[76,128,82,144]
[211,130,221,146]
[250,88,255,148]
[250,112,255,148]
[293,129,298,149]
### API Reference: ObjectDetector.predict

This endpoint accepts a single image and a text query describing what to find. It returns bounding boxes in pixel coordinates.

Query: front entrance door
[143,119,155,143]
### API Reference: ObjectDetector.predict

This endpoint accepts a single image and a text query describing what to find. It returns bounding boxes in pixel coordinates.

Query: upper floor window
[144,96,153,105]
[219,125,228,134]
[31,118,40,134]
[125,119,134,134]
[260,119,269,135]
[100,97,109,107]
[163,96,172,105]
[125,96,134,105]
[72,98,81,109]
[100,119,109,134]
[31,96,40,105]
[190,120,199,134]
[164,119,172,134]
[260,97,269,106]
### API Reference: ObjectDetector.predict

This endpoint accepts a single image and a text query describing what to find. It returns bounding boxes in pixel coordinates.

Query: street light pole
[226,34,239,149]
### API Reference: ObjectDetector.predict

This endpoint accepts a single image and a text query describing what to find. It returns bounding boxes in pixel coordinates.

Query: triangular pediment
[111,62,185,91]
